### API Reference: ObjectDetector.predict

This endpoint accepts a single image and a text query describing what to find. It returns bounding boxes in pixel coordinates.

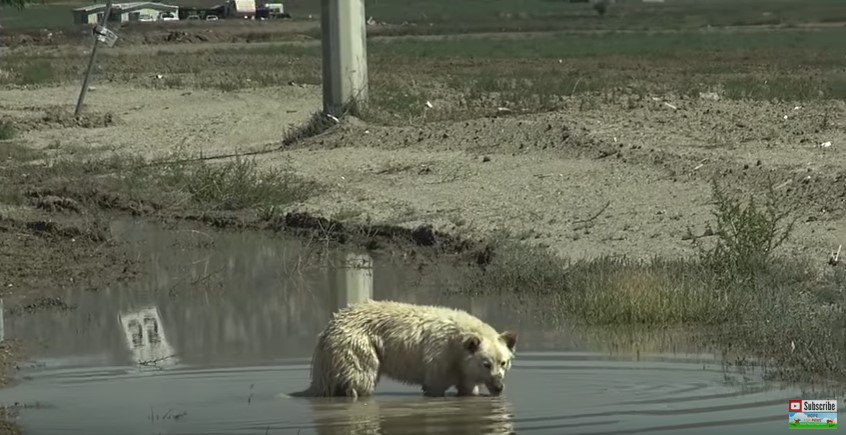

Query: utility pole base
[321,0,369,118]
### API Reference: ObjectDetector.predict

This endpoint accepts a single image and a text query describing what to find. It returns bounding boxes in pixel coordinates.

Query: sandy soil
[0,84,320,159]
[2,84,844,263]
[268,97,846,262]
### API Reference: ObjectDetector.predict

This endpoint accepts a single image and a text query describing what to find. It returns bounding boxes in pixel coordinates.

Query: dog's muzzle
[487,380,504,396]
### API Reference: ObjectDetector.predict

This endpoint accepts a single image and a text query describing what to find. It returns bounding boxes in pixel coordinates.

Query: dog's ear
[464,335,481,353]
[500,331,518,352]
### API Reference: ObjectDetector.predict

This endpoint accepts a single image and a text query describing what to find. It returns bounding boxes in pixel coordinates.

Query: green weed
[13,60,56,86]
[694,180,797,286]
[0,121,17,141]
[159,156,316,211]
[282,111,338,146]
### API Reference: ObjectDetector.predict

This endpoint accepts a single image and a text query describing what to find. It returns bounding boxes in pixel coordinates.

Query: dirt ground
[2,83,845,264]
[272,100,845,262]
[0,84,320,159]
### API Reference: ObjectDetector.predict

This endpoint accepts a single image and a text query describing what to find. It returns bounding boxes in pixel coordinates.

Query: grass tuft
[0,149,318,215]
[13,60,56,86]
[160,156,316,211]
[282,111,338,146]
[0,121,17,141]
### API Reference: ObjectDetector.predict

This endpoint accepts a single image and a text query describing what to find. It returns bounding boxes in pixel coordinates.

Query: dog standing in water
[291,300,518,398]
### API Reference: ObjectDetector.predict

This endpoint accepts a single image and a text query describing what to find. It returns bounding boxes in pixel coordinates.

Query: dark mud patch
[40,108,119,130]
[0,418,21,435]
[24,186,157,216]
[29,195,82,214]
[172,209,493,269]
[0,399,42,435]
[138,28,313,45]
[177,210,250,230]
[0,342,23,388]
[0,107,120,133]
[153,30,211,44]
[0,341,25,435]
[0,215,140,305]
[19,219,106,243]
[273,211,492,264]
[6,297,75,316]
[0,21,317,49]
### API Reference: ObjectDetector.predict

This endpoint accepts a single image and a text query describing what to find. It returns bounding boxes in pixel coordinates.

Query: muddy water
[0,220,833,434]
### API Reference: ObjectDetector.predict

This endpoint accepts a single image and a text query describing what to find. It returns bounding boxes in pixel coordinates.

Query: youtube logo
[789,400,802,412]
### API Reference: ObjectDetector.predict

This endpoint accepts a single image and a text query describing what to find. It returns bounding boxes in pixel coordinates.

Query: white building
[72,2,180,24]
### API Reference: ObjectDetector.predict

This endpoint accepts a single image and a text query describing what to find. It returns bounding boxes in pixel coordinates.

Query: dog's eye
[500,361,507,367]
[482,360,492,369]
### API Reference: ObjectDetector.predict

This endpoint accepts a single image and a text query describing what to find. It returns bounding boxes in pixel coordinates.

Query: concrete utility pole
[321,0,368,118]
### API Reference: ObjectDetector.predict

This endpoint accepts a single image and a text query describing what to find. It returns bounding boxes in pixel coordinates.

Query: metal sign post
[74,0,115,117]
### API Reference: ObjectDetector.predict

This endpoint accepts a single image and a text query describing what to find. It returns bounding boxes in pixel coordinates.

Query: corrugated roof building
[72,2,180,24]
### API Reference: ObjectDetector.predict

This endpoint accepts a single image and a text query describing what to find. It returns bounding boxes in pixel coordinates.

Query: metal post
[321,0,368,118]
[0,298,4,342]
[74,0,113,117]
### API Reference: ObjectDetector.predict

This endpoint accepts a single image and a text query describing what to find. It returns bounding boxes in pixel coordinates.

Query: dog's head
[461,331,518,396]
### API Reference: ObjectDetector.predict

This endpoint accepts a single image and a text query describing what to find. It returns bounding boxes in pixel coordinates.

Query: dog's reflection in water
[308,394,516,435]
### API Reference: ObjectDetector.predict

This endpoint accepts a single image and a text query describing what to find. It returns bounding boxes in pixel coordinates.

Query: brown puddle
[0,219,838,434]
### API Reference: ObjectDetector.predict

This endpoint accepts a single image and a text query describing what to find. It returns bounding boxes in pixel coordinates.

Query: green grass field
[287,0,846,32]
[0,1,80,28]
[368,28,846,59]
[2,23,844,123]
